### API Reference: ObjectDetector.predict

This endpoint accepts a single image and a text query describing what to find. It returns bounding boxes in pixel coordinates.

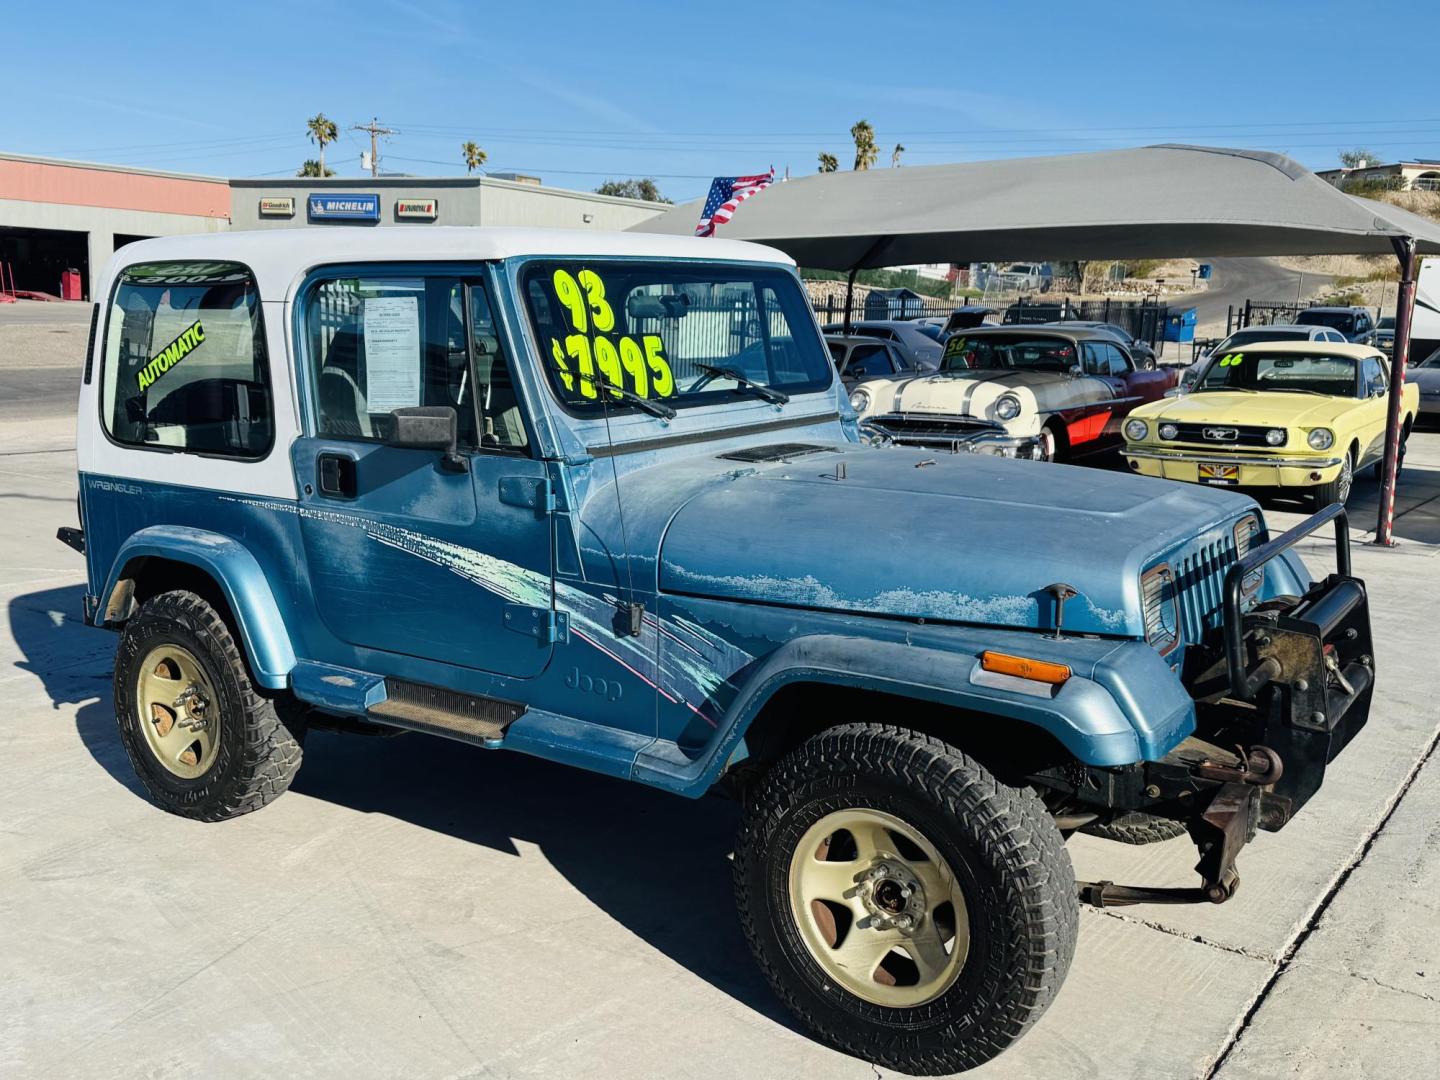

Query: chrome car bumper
[860,413,1044,458]
[1125,447,1344,469]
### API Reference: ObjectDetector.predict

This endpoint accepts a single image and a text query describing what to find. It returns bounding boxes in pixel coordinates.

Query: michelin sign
[308,194,380,221]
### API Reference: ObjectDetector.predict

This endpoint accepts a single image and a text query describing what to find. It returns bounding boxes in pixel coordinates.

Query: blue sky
[6,0,1438,203]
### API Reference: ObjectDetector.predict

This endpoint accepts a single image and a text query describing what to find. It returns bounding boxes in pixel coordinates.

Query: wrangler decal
[136,321,205,392]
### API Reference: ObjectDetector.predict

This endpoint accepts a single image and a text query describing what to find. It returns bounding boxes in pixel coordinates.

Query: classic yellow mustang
[1123,341,1418,506]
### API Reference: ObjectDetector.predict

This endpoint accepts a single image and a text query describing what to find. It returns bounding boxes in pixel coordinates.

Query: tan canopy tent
[633,144,1440,543]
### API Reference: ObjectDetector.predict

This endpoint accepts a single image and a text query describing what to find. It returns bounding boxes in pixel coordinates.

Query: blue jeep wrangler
[61,228,1373,1074]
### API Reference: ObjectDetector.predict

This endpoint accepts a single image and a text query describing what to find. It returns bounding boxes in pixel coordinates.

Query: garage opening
[0,225,89,298]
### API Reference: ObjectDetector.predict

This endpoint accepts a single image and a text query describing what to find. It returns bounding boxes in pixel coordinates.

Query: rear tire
[1081,811,1186,845]
[114,590,304,822]
[1373,424,1409,482]
[734,724,1078,1075]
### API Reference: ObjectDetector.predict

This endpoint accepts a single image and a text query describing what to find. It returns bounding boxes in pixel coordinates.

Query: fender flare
[98,525,296,690]
[634,634,1194,796]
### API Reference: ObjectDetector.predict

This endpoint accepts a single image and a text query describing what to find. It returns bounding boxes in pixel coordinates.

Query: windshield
[522,261,831,413]
[1218,329,1307,349]
[1197,351,1358,396]
[941,335,1076,373]
[1378,317,1395,330]
[912,322,944,342]
[1296,311,1358,332]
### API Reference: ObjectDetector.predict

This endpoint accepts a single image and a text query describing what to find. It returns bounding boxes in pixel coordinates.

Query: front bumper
[1057,505,1372,904]
[1125,444,1344,489]
[860,413,1044,458]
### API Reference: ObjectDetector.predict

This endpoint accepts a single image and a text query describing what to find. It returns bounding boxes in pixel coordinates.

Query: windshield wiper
[577,370,677,420]
[1194,385,1257,393]
[694,363,790,405]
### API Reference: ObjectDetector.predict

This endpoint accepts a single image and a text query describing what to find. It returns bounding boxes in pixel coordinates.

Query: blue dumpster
[1163,306,1197,343]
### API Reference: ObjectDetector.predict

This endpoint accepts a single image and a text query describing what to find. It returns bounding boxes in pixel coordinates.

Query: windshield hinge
[498,476,558,513]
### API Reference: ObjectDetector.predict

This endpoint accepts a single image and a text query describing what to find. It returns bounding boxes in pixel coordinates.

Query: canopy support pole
[1376,236,1417,547]
[843,269,857,334]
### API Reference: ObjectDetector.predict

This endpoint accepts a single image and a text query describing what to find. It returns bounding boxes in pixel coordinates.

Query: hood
[1140,390,1356,429]
[658,446,1250,637]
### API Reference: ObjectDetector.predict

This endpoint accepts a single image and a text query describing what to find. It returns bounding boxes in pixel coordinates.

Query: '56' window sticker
[546,268,676,401]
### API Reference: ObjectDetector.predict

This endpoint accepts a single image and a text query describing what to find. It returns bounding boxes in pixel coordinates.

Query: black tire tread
[1080,810,1186,845]
[115,590,303,821]
[734,722,1078,1075]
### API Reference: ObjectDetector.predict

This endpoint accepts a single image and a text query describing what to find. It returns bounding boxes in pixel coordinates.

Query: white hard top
[1220,340,1384,359]
[101,226,796,300]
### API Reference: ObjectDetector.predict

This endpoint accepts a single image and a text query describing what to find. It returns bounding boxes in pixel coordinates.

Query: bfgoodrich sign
[307,194,380,221]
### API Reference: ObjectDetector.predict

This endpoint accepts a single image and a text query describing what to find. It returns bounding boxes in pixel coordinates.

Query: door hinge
[498,476,557,513]
[503,603,569,644]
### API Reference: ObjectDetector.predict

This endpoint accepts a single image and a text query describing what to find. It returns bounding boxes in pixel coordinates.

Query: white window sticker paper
[363,296,421,412]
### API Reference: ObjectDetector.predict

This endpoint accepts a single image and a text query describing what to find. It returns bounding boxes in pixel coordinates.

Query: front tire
[734,724,1078,1075]
[1312,447,1354,509]
[115,590,304,821]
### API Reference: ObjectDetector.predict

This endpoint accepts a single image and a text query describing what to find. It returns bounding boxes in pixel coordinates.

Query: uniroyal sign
[396,198,438,220]
[258,197,295,216]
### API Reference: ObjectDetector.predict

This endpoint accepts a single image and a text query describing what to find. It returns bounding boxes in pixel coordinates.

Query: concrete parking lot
[2,300,1438,1079]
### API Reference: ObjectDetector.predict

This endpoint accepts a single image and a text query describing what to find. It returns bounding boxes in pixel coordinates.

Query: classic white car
[851,325,1179,461]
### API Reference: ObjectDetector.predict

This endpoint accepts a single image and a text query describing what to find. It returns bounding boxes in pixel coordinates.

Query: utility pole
[352,117,398,177]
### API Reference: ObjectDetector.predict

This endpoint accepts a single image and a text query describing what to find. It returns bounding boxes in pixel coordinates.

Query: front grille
[864,413,1003,447]
[1174,535,1241,643]
[1167,422,1280,447]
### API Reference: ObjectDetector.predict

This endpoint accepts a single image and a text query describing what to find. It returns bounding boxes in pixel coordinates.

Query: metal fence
[809,294,1169,346]
[1225,299,1310,335]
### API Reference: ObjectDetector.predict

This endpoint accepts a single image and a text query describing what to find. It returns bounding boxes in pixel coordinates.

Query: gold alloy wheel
[787,807,970,1008]
[135,644,220,780]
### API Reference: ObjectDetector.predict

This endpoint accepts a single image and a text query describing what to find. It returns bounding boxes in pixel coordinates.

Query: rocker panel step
[368,679,526,745]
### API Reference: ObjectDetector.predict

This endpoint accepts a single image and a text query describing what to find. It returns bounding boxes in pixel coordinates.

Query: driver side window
[305,276,528,452]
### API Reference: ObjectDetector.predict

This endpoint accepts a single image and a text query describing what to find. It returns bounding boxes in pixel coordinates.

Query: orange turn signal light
[980,651,1072,685]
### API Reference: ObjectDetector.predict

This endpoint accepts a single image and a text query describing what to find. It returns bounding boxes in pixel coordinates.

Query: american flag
[695,168,775,236]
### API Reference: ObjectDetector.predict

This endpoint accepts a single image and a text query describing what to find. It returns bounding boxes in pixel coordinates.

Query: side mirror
[1068,364,1084,377]
[387,405,468,473]
[1163,386,1185,398]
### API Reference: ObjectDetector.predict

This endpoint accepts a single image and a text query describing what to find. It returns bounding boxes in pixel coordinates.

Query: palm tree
[817,152,839,173]
[461,141,488,173]
[851,120,878,171]
[306,113,338,175]
[297,159,334,178]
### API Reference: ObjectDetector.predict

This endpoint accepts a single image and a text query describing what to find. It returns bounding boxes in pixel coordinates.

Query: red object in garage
[60,268,83,300]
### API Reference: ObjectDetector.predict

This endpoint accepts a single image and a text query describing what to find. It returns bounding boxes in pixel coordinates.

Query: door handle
[317,452,357,498]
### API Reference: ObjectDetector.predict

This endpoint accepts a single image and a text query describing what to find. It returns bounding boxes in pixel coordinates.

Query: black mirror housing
[387,406,468,472]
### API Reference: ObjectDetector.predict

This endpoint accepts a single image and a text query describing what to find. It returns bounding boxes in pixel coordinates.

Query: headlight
[1308,427,1334,450]
[1265,428,1286,446]
[994,393,1022,421]
[1140,564,1179,655]
[1158,422,1179,440]
[1124,418,1148,442]
[849,388,871,413]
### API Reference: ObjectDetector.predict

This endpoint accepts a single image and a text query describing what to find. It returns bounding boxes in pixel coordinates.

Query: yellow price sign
[548,267,674,400]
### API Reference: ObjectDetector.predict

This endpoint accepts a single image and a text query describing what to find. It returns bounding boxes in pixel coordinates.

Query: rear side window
[101,261,272,457]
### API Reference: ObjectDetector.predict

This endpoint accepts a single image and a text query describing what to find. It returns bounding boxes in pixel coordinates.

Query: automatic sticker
[136,321,205,392]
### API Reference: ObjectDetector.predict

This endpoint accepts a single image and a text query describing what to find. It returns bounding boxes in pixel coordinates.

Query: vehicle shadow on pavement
[7,584,147,798]
[8,582,794,1031]
[292,726,799,1030]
